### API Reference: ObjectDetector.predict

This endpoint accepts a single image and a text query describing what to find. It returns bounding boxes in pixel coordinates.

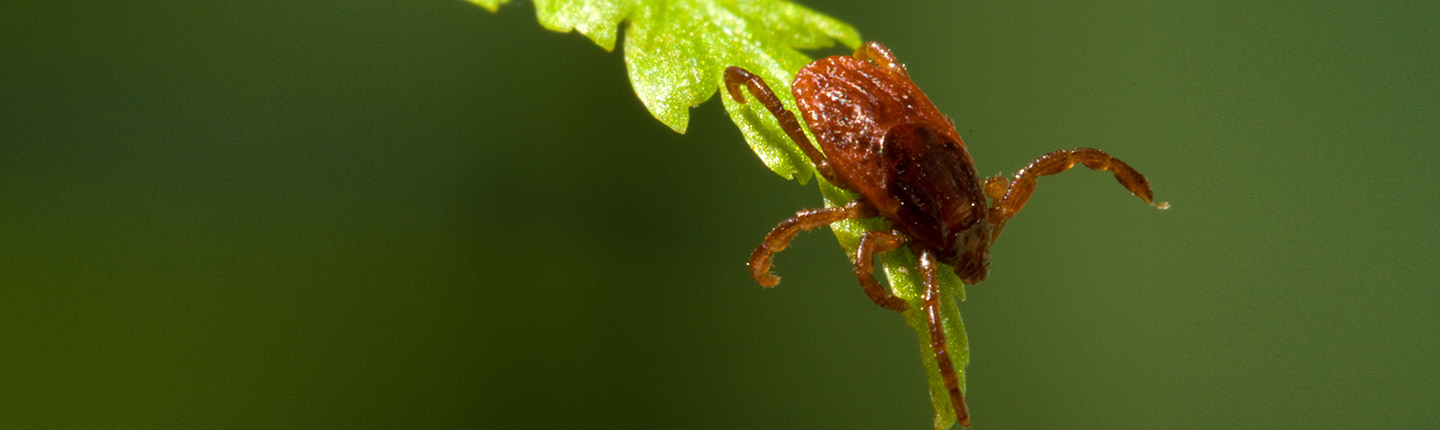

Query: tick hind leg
[853,229,910,312]
[918,250,970,428]
[988,147,1168,239]
[852,41,909,79]
[723,66,839,183]
[749,200,876,287]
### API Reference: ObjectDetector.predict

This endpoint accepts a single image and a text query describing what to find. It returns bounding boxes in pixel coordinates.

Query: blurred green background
[3,0,1437,428]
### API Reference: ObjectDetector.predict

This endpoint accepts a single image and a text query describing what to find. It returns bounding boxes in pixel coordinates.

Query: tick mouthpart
[955,254,989,286]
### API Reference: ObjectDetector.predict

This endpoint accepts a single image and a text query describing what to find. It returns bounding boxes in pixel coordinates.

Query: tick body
[726,41,1166,428]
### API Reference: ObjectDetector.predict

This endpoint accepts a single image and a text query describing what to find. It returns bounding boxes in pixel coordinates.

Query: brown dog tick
[725,41,1167,427]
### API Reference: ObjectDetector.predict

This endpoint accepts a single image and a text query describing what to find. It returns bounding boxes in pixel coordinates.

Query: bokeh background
[4,0,1437,428]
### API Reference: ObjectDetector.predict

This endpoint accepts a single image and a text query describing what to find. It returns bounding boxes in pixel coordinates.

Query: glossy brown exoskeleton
[725,41,1166,428]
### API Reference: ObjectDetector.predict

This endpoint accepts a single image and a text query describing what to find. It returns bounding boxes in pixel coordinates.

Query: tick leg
[983,174,1010,201]
[989,147,1168,240]
[750,200,877,287]
[852,41,910,79]
[853,229,910,312]
[918,250,970,428]
[723,66,841,184]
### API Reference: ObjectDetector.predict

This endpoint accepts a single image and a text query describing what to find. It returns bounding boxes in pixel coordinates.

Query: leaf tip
[465,0,510,13]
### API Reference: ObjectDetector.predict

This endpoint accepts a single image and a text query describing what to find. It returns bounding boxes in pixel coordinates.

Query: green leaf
[472,1,968,427]
[473,0,858,181]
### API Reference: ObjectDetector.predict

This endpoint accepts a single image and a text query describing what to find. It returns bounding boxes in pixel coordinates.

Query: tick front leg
[724,66,840,183]
[918,250,970,428]
[989,147,1168,239]
[852,41,910,79]
[749,200,876,287]
[853,229,910,312]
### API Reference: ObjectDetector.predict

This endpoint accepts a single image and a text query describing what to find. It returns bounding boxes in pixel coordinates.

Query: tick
[725,41,1167,427]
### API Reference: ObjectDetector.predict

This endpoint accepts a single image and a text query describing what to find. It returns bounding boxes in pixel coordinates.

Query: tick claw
[886,298,909,312]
